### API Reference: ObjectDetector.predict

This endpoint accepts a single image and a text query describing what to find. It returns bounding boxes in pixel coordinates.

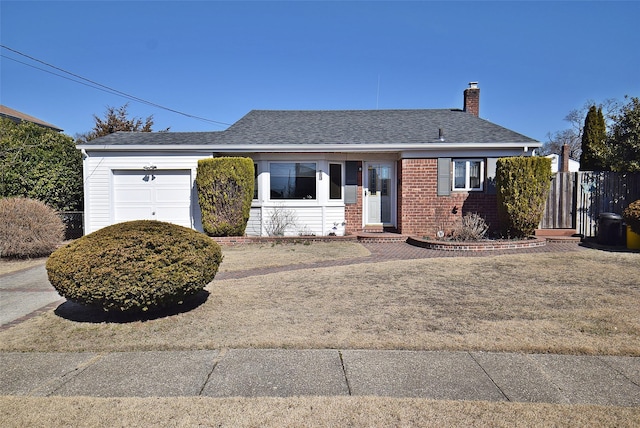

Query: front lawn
[1,245,638,355]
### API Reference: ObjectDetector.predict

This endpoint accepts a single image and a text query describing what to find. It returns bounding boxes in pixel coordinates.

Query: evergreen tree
[0,118,83,211]
[579,106,609,171]
[610,96,640,172]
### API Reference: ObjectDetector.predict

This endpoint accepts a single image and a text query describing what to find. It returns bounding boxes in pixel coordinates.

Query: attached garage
[113,169,192,228]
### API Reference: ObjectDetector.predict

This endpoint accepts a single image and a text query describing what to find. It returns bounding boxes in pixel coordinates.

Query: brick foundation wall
[398,158,498,238]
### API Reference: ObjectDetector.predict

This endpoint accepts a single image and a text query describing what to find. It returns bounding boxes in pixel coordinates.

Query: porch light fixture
[319,169,323,180]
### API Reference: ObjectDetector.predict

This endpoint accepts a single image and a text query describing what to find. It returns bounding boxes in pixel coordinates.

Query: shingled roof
[78,109,539,149]
[224,109,538,145]
[78,131,225,146]
[0,105,63,132]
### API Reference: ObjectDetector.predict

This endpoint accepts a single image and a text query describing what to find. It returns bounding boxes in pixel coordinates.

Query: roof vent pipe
[438,128,445,141]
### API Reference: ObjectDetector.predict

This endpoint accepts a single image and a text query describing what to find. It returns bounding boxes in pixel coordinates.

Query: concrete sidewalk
[1,349,639,405]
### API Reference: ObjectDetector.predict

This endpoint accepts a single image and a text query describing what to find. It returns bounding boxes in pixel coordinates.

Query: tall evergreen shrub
[196,157,254,236]
[496,157,552,238]
[579,105,609,171]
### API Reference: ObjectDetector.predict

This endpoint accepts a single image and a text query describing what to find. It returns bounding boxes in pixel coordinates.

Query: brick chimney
[463,82,480,117]
[561,144,570,172]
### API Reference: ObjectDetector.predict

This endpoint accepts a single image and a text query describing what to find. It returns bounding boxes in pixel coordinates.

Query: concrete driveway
[0,264,64,329]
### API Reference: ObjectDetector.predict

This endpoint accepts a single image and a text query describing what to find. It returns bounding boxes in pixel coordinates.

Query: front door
[365,162,394,226]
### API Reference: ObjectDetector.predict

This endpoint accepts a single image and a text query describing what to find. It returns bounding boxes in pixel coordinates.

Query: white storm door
[113,170,192,228]
[365,163,393,225]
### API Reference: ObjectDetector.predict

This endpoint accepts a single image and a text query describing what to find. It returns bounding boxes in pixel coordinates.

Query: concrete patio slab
[341,350,507,401]
[0,352,98,396]
[52,350,219,397]
[530,354,640,406]
[202,349,349,397]
[470,352,568,403]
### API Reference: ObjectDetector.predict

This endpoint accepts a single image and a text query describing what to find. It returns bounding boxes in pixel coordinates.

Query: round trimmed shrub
[46,220,222,313]
[0,197,64,258]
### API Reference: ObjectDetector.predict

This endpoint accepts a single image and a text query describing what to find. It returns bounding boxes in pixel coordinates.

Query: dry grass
[0,257,46,275]
[1,247,638,355]
[2,396,639,428]
[218,241,370,272]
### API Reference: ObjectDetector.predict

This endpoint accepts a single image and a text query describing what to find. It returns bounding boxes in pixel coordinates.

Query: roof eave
[77,141,542,153]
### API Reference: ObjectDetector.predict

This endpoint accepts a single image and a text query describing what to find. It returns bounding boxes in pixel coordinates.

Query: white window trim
[328,162,344,201]
[253,162,259,201]
[452,159,484,192]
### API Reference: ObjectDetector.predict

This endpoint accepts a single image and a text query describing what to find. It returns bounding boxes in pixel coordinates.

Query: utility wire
[1,55,143,99]
[1,44,231,127]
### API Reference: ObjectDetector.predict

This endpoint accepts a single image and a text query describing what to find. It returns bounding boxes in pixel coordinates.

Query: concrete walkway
[1,349,639,405]
[0,263,63,329]
[2,241,638,405]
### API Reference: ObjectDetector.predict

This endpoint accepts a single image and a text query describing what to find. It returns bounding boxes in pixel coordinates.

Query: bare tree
[539,98,621,160]
[76,103,168,143]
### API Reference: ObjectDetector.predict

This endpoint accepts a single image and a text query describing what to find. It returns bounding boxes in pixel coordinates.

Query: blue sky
[1,1,639,142]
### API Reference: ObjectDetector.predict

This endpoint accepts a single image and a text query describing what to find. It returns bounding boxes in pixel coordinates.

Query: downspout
[81,149,90,235]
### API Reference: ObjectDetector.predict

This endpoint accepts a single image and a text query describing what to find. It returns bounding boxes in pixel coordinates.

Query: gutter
[76,141,542,153]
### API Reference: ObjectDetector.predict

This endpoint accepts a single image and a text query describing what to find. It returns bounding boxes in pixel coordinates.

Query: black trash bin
[597,212,625,246]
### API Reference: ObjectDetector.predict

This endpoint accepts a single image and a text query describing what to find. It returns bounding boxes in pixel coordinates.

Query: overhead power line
[0,44,230,127]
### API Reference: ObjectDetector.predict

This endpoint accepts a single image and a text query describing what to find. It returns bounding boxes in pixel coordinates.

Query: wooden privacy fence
[541,171,640,237]
[540,172,577,229]
[576,172,640,238]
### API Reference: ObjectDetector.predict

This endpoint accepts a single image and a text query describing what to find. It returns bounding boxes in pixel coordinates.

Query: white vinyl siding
[82,152,211,234]
[84,152,349,237]
[247,205,345,237]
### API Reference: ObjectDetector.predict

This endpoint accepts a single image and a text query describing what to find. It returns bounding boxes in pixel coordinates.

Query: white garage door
[113,170,192,228]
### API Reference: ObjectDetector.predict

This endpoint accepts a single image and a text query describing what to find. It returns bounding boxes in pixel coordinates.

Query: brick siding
[398,159,498,238]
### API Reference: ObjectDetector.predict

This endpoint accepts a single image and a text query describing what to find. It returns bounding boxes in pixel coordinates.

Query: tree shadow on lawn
[53,290,210,324]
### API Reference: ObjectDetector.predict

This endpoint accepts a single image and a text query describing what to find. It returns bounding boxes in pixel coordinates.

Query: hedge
[196,157,254,236]
[496,156,552,238]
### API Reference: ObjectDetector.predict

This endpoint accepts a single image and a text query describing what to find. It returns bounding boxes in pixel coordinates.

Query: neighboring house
[0,105,63,132]
[77,83,541,237]
[546,153,580,173]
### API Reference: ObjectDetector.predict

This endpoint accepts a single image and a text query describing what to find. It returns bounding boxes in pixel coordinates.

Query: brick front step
[535,229,577,237]
[357,233,408,243]
[543,236,582,243]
